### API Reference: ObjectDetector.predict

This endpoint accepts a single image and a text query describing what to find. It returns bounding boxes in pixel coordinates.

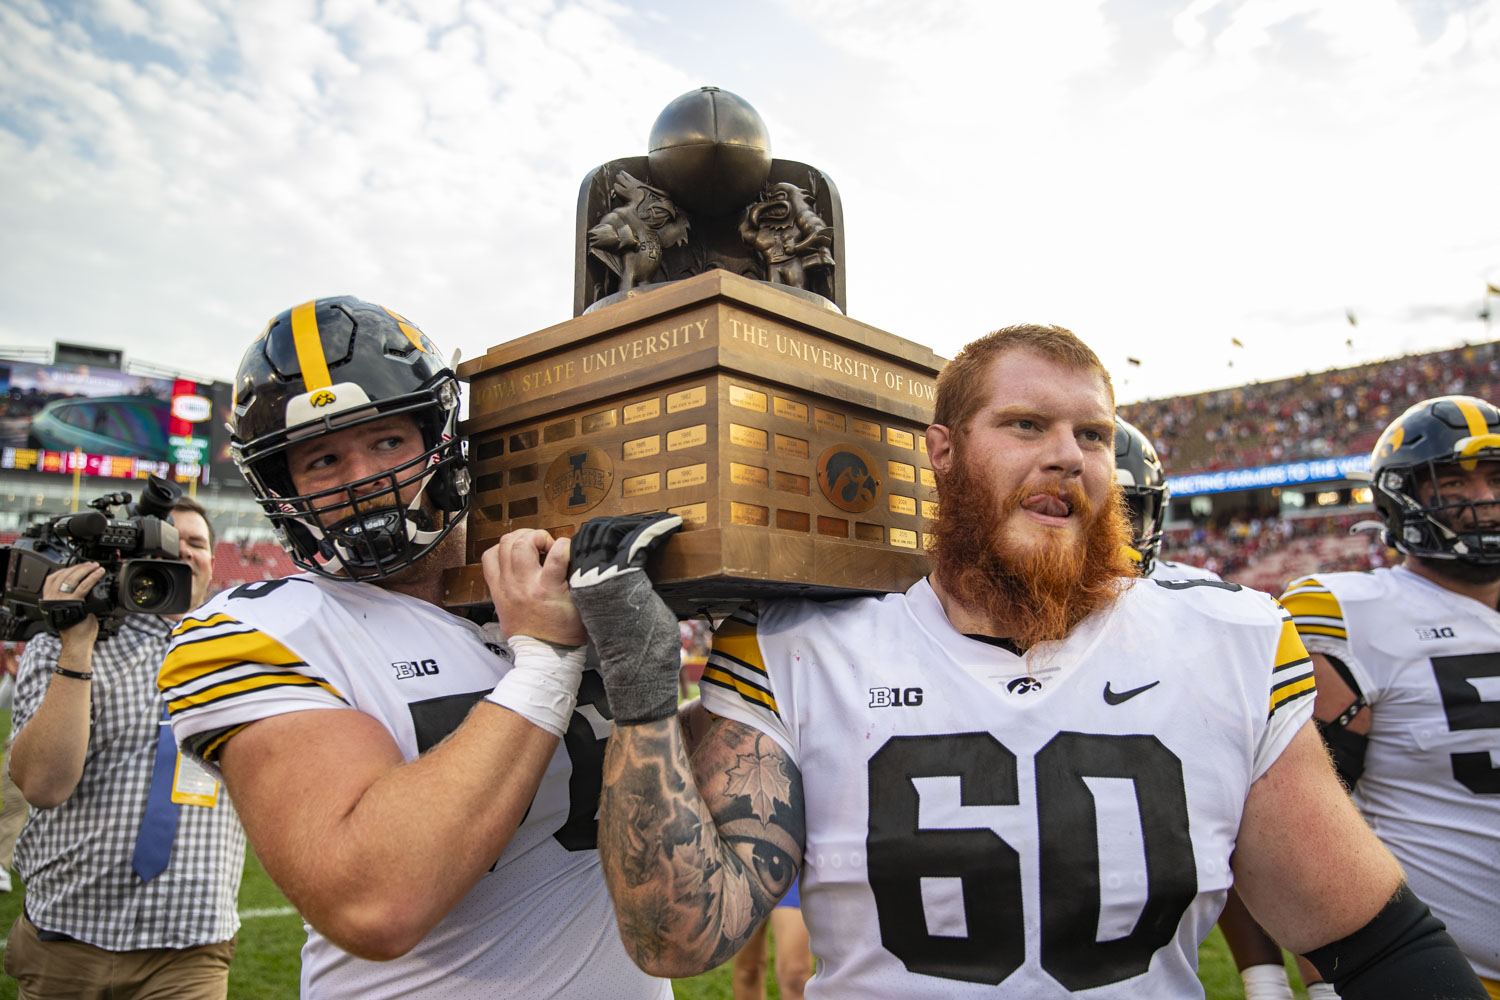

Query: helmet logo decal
[1375,422,1405,461]
[816,444,880,513]
[382,305,432,354]
[290,299,333,390]
[544,446,614,515]
[310,390,337,407]
[1456,433,1500,471]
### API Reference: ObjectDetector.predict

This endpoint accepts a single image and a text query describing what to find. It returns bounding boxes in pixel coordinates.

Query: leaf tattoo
[725,749,791,824]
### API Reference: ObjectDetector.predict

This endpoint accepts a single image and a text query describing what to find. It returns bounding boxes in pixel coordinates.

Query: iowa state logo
[816,444,880,513]
[543,446,614,514]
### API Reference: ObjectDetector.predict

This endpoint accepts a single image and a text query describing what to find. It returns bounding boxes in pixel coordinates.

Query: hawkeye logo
[310,390,337,408]
[391,658,440,680]
[869,686,923,708]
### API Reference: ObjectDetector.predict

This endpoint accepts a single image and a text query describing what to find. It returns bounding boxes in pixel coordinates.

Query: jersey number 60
[867,731,1197,990]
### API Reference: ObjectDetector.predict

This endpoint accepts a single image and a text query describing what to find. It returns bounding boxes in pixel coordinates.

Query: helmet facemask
[237,376,470,581]
[1376,457,1500,566]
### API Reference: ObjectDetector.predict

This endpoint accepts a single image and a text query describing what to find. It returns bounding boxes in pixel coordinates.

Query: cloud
[0,0,1495,410]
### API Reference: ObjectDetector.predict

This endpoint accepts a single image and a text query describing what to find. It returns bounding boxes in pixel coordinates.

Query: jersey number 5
[1431,653,1500,795]
[867,731,1197,990]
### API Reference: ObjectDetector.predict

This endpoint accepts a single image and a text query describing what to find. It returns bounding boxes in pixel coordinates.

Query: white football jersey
[701,576,1314,999]
[161,574,669,1000]
[1282,567,1500,980]
[1149,559,1222,583]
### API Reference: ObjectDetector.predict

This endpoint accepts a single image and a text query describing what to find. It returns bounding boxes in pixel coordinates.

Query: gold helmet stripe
[290,299,333,391]
[1454,397,1491,440]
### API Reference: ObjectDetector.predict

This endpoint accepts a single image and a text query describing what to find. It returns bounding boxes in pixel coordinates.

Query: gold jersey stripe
[171,612,240,636]
[712,621,767,676]
[167,671,341,714]
[1273,620,1312,670]
[1269,673,1316,715]
[700,664,779,715]
[1294,623,1348,640]
[290,299,332,390]
[200,723,250,763]
[1478,975,1498,1000]
[161,629,308,689]
[1278,590,1344,621]
[1281,576,1325,595]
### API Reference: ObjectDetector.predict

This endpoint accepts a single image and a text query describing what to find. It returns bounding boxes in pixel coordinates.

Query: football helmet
[1115,416,1168,576]
[1370,395,1500,564]
[230,296,470,580]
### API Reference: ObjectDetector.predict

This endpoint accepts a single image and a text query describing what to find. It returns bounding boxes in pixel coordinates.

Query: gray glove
[568,513,683,724]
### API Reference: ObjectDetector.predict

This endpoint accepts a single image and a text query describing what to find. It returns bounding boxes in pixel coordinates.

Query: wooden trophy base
[445,270,946,619]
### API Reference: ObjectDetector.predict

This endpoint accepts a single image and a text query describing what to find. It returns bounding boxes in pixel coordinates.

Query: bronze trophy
[447,87,946,618]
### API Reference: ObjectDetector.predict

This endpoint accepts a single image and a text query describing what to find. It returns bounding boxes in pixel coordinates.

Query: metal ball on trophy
[447,87,946,617]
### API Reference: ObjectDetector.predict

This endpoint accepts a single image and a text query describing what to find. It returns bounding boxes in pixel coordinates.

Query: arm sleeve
[697,604,796,760]
[1280,576,1375,695]
[161,610,349,773]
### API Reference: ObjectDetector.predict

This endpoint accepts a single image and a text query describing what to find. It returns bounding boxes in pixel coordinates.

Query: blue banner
[1166,453,1371,497]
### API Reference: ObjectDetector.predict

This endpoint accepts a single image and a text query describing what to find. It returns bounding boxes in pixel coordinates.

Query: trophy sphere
[648,86,772,216]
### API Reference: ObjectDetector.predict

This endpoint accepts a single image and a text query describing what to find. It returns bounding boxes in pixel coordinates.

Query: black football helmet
[1370,395,1500,565]
[1115,416,1168,576]
[231,296,469,580]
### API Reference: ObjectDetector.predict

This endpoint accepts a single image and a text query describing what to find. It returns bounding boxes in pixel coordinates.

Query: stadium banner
[0,359,217,484]
[1167,453,1370,497]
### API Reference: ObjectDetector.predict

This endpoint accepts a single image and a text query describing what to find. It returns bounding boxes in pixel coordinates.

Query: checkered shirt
[11,615,247,950]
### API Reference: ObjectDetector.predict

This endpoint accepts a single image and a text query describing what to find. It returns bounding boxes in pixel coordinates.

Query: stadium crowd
[1120,340,1500,474]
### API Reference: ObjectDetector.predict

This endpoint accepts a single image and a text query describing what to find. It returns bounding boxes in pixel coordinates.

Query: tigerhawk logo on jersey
[391,658,440,680]
[869,686,923,708]
[1006,676,1044,695]
[1416,626,1457,640]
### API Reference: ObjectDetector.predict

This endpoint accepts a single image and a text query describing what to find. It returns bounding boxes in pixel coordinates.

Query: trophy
[446,87,946,617]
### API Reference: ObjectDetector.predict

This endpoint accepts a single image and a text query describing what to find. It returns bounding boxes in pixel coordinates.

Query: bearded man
[568,325,1485,999]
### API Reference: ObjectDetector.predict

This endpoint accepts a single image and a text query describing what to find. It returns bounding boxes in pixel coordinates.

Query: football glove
[568,513,683,724]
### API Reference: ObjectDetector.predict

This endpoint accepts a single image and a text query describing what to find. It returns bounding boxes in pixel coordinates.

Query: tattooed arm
[598,713,805,978]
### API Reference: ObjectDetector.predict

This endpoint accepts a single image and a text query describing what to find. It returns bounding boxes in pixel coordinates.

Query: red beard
[928,450,1135,649]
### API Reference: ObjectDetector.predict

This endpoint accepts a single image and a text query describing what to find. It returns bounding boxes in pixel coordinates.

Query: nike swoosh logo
[1103,680,1160,705]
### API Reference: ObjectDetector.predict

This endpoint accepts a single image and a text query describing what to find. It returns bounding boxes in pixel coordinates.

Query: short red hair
[934,324,1114,437]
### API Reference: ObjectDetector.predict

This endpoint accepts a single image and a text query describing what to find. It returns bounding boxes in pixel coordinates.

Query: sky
[1,0,1497,403]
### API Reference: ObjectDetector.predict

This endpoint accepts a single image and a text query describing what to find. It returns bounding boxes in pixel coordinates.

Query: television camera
[0,475,196,641]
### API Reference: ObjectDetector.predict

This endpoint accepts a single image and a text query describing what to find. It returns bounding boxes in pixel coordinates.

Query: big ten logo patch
[1415,626,1456,641]
[544,446,614,514]
[392,658,440,680]
[869,686,923,708]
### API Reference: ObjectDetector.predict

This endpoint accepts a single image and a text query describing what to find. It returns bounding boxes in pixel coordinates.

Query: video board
[0,360,227,484]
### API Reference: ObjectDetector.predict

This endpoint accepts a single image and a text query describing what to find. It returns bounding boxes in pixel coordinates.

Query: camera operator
[4,497,247,1000]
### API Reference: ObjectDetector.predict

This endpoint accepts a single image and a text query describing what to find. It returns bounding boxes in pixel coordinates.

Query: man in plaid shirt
[4,497,246,1000]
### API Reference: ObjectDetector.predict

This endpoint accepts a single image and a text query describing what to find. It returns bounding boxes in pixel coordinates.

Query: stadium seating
[1120,340,1500,474]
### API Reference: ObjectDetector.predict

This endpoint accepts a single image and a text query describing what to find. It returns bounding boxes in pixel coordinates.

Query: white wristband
[1304,982,1340,999]
[484,635,587,738]
[1240,963,1295,1000]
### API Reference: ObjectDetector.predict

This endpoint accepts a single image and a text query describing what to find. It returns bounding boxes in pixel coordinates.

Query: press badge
[171,752,220,807]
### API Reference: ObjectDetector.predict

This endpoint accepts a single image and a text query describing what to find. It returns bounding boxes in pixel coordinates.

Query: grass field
[0,711,1308,999]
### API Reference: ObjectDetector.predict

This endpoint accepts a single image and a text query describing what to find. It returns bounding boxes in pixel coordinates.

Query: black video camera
[0,475,196,641]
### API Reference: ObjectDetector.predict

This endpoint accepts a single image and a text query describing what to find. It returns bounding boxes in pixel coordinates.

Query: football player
[1283,395,1500,999]
[568,324,1484,998]
[1118,415,1295,999]
[157,297,670,1000]
[1115,416,1220,582]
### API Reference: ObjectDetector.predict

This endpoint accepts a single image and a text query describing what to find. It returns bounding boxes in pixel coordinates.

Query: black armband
[1315,718,1368,787]
[1314,653,1368,787]
[1305,884,1486,999]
